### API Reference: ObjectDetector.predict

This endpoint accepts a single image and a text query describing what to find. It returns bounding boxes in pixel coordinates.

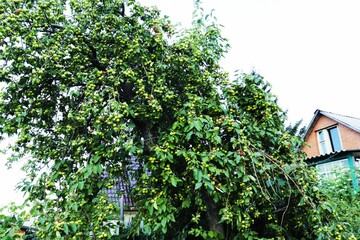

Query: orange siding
[338,123,360,150]
[302,115,360,158]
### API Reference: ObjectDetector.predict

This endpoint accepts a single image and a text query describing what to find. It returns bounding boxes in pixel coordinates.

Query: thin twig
[280,177,291,227]
[250,144,316,210]
[251,160,276,208]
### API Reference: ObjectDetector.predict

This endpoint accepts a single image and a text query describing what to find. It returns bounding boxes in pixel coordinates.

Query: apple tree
[0,0,341,239]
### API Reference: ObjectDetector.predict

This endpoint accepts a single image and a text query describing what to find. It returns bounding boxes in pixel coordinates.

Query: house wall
[302,115,360,158]
[340,123,360,150]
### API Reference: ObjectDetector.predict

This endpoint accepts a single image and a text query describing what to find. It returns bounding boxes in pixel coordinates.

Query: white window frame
[316,126,342,154]
[317,130,332,154]
[316,158,349,179]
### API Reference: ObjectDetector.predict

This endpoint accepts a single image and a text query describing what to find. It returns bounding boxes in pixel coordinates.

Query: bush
[315,170,360,240]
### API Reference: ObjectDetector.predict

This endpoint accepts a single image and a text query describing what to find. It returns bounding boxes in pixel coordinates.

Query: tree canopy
[0,0,347,239]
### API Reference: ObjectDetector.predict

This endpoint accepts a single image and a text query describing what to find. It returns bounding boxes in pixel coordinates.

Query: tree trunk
[205,196,225,238]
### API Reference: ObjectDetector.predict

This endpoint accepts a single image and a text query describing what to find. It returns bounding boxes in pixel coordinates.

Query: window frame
[328,126,342,152]
[316,125,342,154]
[316,158,349,179]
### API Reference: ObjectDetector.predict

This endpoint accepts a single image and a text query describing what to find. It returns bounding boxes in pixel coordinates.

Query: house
[302,109,360,184]
[103,157,138,226]
[105,172,137,226]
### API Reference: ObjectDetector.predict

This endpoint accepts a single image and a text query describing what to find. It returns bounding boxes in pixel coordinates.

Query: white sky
[143,0,360,125]
[0,138,26,207]
[2,0,360,207]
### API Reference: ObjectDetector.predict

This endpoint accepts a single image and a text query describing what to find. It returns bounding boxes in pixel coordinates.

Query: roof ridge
[320,110,360,120]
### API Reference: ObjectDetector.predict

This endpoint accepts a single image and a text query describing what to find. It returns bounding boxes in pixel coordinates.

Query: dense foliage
[0,0,349,239]
[315,171,360,240]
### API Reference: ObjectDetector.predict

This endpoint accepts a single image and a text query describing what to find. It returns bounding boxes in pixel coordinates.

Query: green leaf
[160,203,166,213]
[284,165,292,174]
[149,204,154,215]
[235,154,241,164]
[193,168,202,181]
[193,120,203,131]
[195,182,202,190]
[69,223,77,232]
[251,157,259,164]
[91,155,100,163]
[69,183,78,193]
[170,177,178,187]
[182,198,191,208]
[186,131,193,140]
[143,224,151,235]
[243,175,250,182]
[83,166,92,179]
[71,203,78,211]
[277,178,286,187]
[201,154,208,162]
[93,164,102,174]
[205,180,215,191]
[214,135,221,144]
[63,223,69,234]
[162,224,167,234]
[168,213,175,222]
[208,231,216,238]
[78,181,84,190]
[161,218,167,227]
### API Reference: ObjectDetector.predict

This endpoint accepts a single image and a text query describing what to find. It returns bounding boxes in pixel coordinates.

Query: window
[318,130,327,154]
[355,158,360,169]
[316,159,349,179]
[329,127,342,152]
[317,126,342,154]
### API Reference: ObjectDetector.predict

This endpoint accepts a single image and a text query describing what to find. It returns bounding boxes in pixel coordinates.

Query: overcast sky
[139,0,360,125]
[1,0,360,207]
